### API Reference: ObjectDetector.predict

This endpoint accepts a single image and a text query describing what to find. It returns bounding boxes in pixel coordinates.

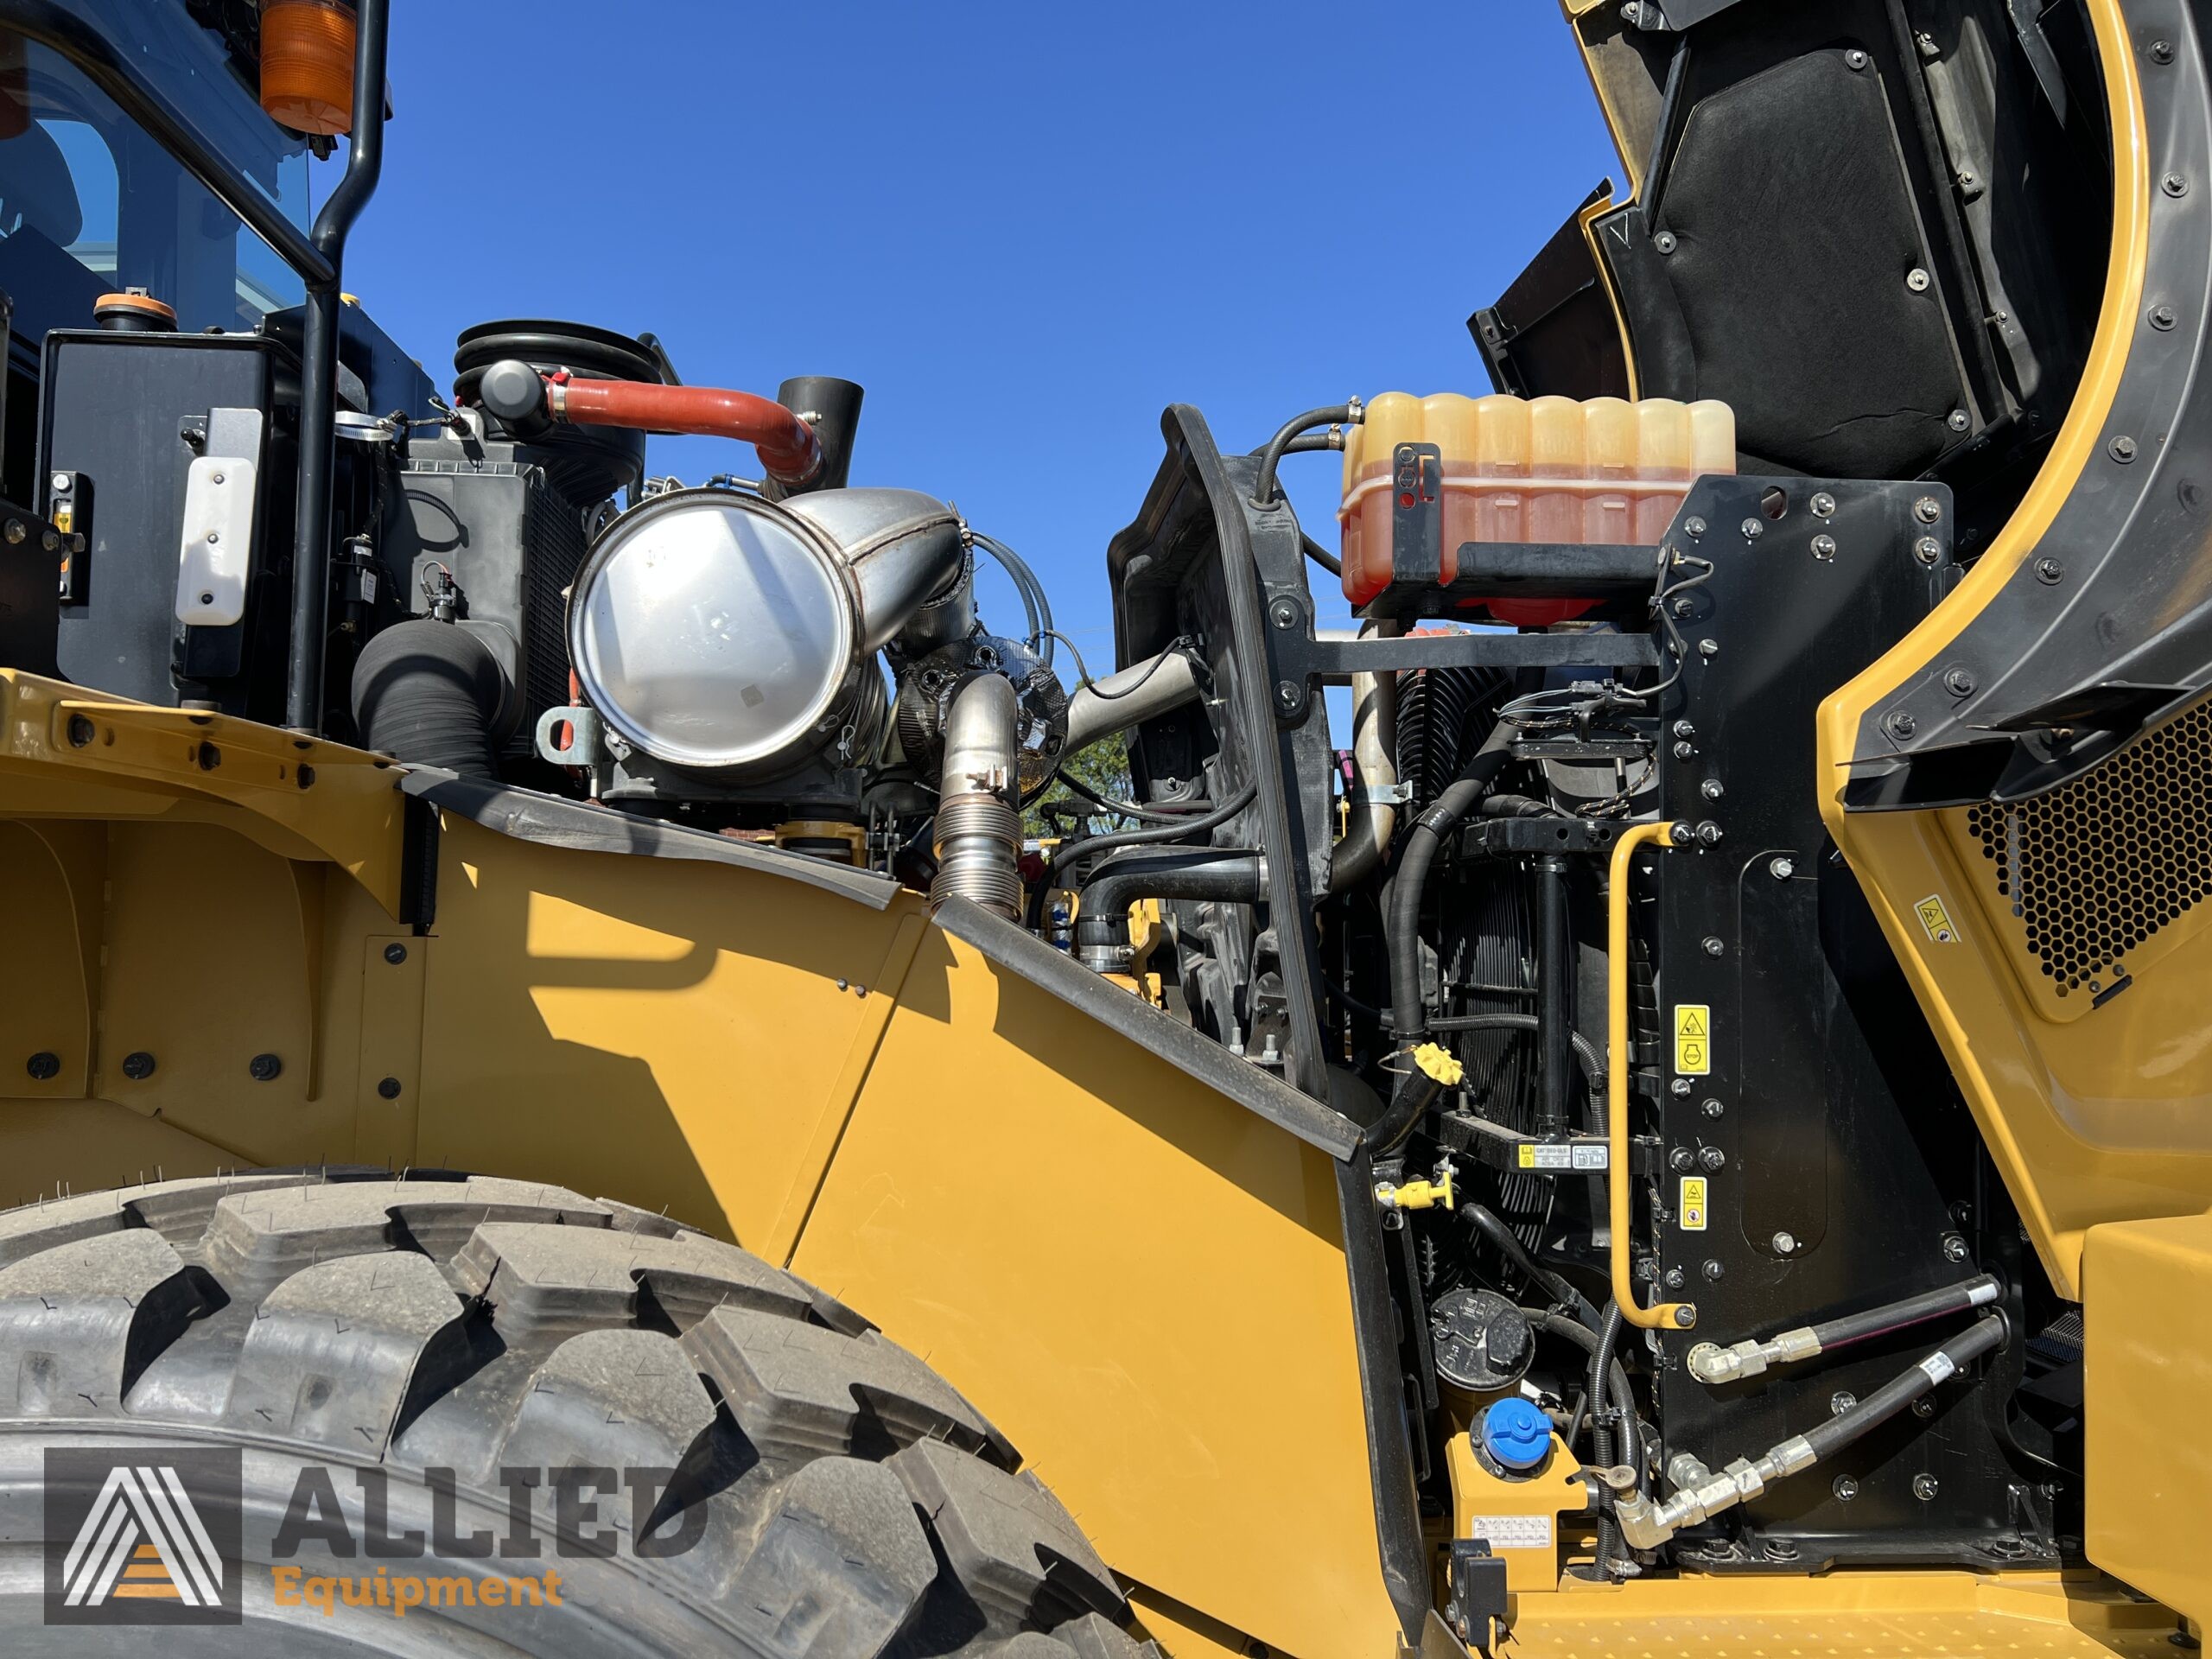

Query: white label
[1516,1142,1573,1171]
[1918,1352,1958,1387]
[1571,1143,1609,1172]
[175,455,257,626]
[1465,1514,1554,1550]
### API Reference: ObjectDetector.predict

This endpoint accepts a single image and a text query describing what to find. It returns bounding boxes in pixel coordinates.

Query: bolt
[1739,518,1763,541]
[1773,1231,1797,1255]
[1703,1258,1726,1281]
[2035,556,2065,585]
[1700,778,1724,800]
[1696,820,1724,845]
[1671,1147,1696,1173]
[1702,1097,1726,1118]
[1655,231,1678,255]
[2152,303,2178,331]
[1811,533,1837,561]
[1914,536,1942,566]
[1944,667,1977,697]
[2111,435,2139,462]
[1906,266,1931,292]
[1683,516,1707,537]
[1672,719,1696,739]
[1958,168,1978,189]
[1664,1266,1687,1290]
[1913,1474,1940,1502]
[1274,680,1301,714]
[1948,409,1970,432]
[25,1052,60,1081]
[1669,822,1695,846]
[248,1052,283,1082]
[1699,1145,1726,1172]
[1672,740,1695,760]
[378,1077,403,1100]
[1942,1233,1970,1262]
[1885,710,1917,740]
[1674,1306,1697,1329]
[50,472,69,495]
[1832,1390,1858,1415]
[207,530,219,543]
[1670,1077,1694,1097]
[1671,596,1693,617]
[1834,1476,1860,1501]
[210,470,225,485]
[2151,38,2176,64]
[67,714,94,747]
[2164,171,2190,198]
[1698,638,1719,658]
[1845,48,1869,70]
[2,520,22,545]
[1810,491,1837,518]
[1268,596,1300,630]
[1914,496,1942,524]
[384,943,409,965]
[1769,856,1796,880]
[1701,935,1726,957]
[121,1051,156,1081]
[1912,1396,1936,1419]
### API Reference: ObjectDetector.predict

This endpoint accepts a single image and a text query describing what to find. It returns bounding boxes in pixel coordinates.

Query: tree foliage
[1024,730,1134,841]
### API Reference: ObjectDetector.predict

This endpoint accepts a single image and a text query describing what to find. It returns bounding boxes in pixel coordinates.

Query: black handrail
[0,0,334,285]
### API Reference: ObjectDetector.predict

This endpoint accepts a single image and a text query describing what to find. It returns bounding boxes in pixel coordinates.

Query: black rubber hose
[1521,1306,1637,1451]
[1809,1274,2001,1353]
[351,620,508,780]
[1251,404,1359,507]
[1801,1313,2008,1463]
[1054,771,1217,825]
[1026,780,1258,930]
[1073,852,1262,956]
[1589,1300,1629,1576]
[1426,1012,1606,1090]
[1301,532,1343,577]
[1388,727,1514,1043]
[1468,1205,1599,1326]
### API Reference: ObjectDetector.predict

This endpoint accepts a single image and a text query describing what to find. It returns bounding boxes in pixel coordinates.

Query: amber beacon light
[259,0,359,136]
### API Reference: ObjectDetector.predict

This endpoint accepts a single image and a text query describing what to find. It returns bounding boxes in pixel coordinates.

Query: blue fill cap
[1480,1396,1553,1471]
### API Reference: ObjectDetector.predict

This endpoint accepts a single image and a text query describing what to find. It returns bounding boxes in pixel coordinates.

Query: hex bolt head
[1809,492,1837,518]
[1834,1476,1861,1501]
[248,1052,283,1082]
[1942,1233,1971,1262]
[1698,638,1720,658]
[384,943,409,965]
[1669,822,1696,846]
[1913,1473,1940,1502]
[1703,1258,1726,1281]
[1671,596,1694,618]
[1845,48,1869,69]
[1811,533,1838,561]
[1885,710,1918,740]
[1655,231,1678,255]
[2,521,21,545]
[1673,740,1696,760]
[1947,409,1971,431]
[1674,1306,1698,1329]
[1699,1145,1726,1171]
[2035,557,2066,585]
[121,1051,156,1081]
[1944,667,1978,697]
[2151,303,2178,331]
[66,714,94,748]
[49,472,70,495]
[1906,267,1931,292]
[1911,1396,1937,1419]
[2110,434,2139,462]
[25,1052,60,1081]
[1267,596,1300,630]
[1831,1391,1859,1416]
[2151,37,2176,63]
[1672,719,1696,739]
[1670,1147,1696,1173]
[2164,172,2190,198]
[1683,516,1707,537]
[1669,1077,1694,1097]
[1702,1096,1726,1118]
[1274,680,1301,714]
[1773,1230,1798,1255]
[1700,778,1725,800]
[1769,856,1796,880]
[1914,536,1942,566]
[1739,518,1763,541]
[1663,1267,1687,1291]
[377,1077,403,1100]
[1914,495,1943,524]
[1696,821,1724,845]
[1701,935,1726,957]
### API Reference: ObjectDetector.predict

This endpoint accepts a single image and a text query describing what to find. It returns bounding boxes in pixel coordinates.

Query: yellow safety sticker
[1680,1176,1708,1231]
[1673,1003,1712,1075]
[1915,893,1959,944]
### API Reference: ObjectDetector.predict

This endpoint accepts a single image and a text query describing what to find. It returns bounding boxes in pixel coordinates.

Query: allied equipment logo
[44,1448,242,1625]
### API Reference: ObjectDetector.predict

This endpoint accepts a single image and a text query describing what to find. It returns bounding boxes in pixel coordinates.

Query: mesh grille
[1963,701,2212,998]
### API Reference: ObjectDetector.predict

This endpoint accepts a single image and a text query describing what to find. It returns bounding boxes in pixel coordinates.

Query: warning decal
[1673,1003,1712,1076]
[1680,1176,1709,1231]
[1915,893,1959,944]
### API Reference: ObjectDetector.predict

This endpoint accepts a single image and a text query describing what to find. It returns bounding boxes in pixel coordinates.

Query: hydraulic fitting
[1376,1155,1457,1213]
[1688,1327,1823,1385]
[1614,1440,1815,1550]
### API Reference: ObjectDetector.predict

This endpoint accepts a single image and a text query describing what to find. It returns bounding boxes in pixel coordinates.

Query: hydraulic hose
[1801,1313,2008,1460]
[1027,780,1258,931]
[1250,403,1363,508]
[1468,1206,1599,1326]
[547,377,823,488]
[351,620,508,779]
[1387,727,1514,1044]
[1073,851,1262,971]
[1688,1273,2005,1385]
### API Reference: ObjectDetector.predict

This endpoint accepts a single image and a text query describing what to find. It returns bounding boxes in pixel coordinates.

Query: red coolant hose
[546,375,823,487]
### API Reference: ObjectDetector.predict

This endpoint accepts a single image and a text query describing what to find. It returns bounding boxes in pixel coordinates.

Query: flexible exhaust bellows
[930,673,1024,919]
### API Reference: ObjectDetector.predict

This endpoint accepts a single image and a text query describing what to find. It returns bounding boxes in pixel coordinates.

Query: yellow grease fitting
[1608,821,1693,1330]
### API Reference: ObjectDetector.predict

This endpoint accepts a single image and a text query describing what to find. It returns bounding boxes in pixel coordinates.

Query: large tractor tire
[0,1172,1158,1657]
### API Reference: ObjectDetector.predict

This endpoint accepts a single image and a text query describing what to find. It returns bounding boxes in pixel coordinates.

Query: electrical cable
[1024,780,1258,931]
[969,530,1054,664]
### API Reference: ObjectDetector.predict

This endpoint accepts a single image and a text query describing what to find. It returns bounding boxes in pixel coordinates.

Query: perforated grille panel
[1963,702,2212,1000]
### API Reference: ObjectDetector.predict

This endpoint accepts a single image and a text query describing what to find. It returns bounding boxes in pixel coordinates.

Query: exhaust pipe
[930,673,1024,919]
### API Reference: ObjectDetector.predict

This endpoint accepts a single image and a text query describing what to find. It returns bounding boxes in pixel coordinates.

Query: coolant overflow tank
[567,486,965,777]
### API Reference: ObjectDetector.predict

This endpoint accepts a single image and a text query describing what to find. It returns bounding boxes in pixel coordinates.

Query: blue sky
[340,3,1621,670]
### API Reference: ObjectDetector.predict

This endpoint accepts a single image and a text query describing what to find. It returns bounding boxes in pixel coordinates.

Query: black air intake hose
[352,620,509,779]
